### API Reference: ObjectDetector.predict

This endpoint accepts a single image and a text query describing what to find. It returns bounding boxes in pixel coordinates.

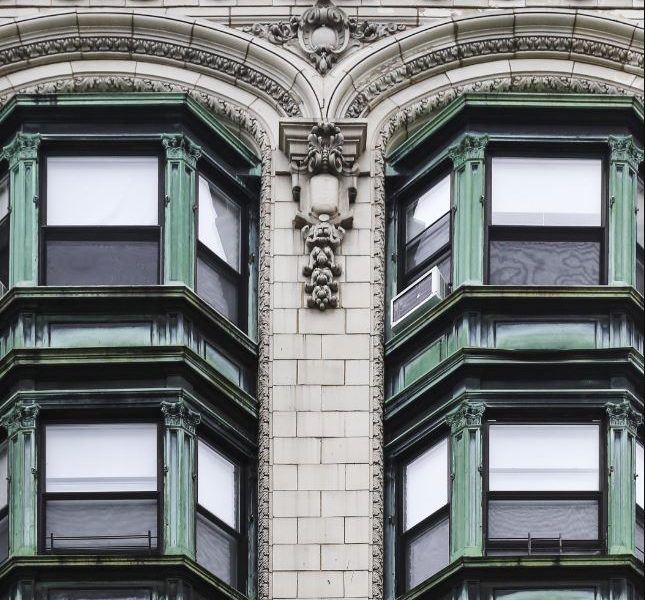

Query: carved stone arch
[325,9,643,119]
[366,74,643,600]
[0,11,324,118]
[0,71,274,600]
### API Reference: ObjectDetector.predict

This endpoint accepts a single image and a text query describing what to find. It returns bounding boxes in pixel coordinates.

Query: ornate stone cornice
[345,35,644,117]
[448,134,489,170]
[608,135,644,169]
[245,0,405,74]
[0,36,302,116]
[162,134,202,168]
[0,401,40,436]
[446,402,486,434]
[0,133,40,166]
[606,401,643,433]
[161,400,201,434]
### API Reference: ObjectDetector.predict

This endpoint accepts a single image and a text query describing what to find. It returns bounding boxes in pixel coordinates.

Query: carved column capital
[446,401,485,434]
[448,134,489,170]
[162,134,202,168]
[161,400,201,435]
[608,135,644,170]
[1,133,40,166]
[606,400,642,434]
[0,401,40,437]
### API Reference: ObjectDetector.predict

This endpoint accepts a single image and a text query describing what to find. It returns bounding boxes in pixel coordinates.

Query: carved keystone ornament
[245,0,406,74]
[280,120,367,310]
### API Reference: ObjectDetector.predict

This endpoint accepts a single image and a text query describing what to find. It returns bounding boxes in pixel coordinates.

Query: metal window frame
[194,433,248,592]
[38,417,164,556]
[485,144,609,287]
[39,142,165,287]
[483,419,606,556]
[396,434,451,594]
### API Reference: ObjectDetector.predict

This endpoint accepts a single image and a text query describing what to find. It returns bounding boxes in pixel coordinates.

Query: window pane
[406,515,449,589]
[0,220,8,292]
[46,239,159,286]
[0,442,7,508]
[637,442,644,509]
[196,512,237,587]
[196,256,238,323]
[637,178,644,248]
[488,499,598,541]
[46,498,157,550]
[198,439,238,529]
[489,425,599,491]
[0,513,7,563]
[405,438,448,530]
[491,158,602,226]
[47,157,158,226]
[49,591,151,600]
[489,240,600,286]
[405,213,450,273]
[0,176,8,221]
[494,590,596,600]
[636,511,644,562]
[198,176,241,271]
[405,175,451,242]
[46,424,157,493]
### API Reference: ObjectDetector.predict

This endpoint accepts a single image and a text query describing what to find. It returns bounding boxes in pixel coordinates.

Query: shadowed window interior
[487,424,600,554]
[196,438,240,588]
[43,156,160,286]
[0,440,7,563]
[488,157,603,286]
[637,177,644,295]
[402,437,450,590]
[0,174,9,293]
[636,440,644,562]
[196,174,244,326]
[43,423,158,552]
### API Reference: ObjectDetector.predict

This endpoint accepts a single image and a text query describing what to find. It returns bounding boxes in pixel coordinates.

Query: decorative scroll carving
[161,400,201,434]
[448,134,489,170]
[162,134,202,168]
[0,401,40,436]
[446,402,486,433]
[245,0,406,74]
[305,121,345,177]
[606,401,643,434]
[0,133,40,165]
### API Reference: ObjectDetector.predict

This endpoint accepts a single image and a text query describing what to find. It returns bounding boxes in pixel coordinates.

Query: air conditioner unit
[391,266,446,330]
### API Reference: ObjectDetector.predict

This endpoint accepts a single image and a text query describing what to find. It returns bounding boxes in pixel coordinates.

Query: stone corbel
[280,120,366,310]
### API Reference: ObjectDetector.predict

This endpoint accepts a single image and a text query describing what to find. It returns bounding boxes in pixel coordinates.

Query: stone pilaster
[162,134,202,288]
[447,401,484,561]
[0,401,40,556]
[606,400,642,555]
[161,399,201,558]
[608,136,643,287]
[449,134,488,288]
[0,133,40,288]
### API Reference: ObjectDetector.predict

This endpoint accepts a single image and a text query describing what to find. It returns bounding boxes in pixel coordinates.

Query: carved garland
[0,36,302,117]
[369,75,643,600]
[345,35,644,117]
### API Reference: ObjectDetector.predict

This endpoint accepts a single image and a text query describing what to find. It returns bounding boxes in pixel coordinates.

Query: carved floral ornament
[245,0,406,74]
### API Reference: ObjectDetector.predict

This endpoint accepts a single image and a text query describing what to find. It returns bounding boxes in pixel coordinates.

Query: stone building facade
[0,1,643,600]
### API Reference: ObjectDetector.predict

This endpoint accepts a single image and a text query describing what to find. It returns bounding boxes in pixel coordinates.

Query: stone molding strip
[369,76,642,600]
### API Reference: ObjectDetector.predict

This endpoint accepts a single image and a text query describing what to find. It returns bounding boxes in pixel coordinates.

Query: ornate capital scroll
[162,134,202,168]
[606,400,642,434]
[448,134,489,171]
[1,133,41,167]
[246,0,406,74]
[0,401,40,437]
[281,120,366,309]
[161,400,201,435]
[609,135,644,170]
[446,401,485,434]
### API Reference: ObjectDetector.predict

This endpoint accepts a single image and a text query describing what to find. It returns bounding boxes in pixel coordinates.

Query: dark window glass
[0,440,7,563]
[637,177,644,295]
[636,508,644,563]
[49,591,152,600]
[0,174,8,292]
[0,513,7,563]
[196,512,238,586]
[46,238,159,285]
[405,213,450,273]
[488,499,598,541]
[494,590,596,600]
[45,499,157,551]
[406,514,449,589]
[196,256,239,323]
[489,240,600,286]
